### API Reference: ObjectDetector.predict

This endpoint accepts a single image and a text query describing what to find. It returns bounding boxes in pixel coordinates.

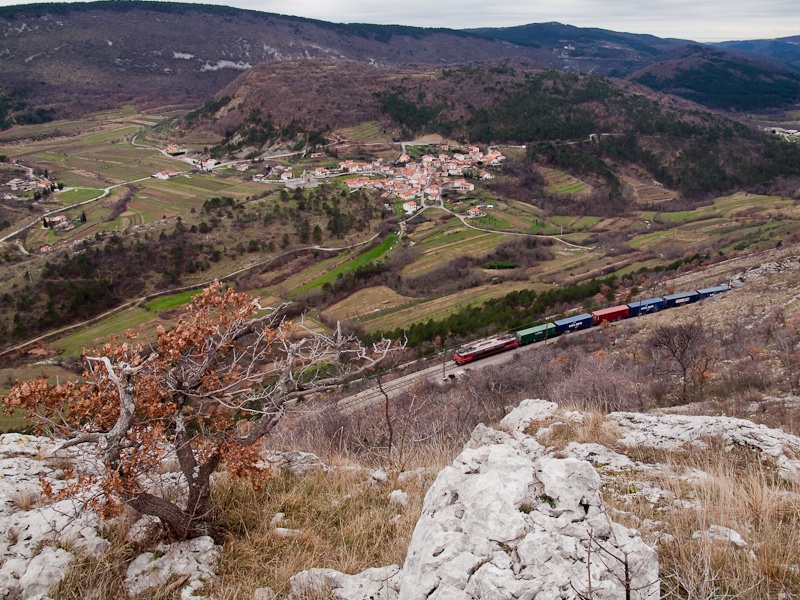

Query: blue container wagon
[554,313,593,334]
[697,285,729,299]
[627,297,664,316]
[662,291,700,308]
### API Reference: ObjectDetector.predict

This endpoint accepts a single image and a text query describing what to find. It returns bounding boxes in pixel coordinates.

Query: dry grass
[11,489,40,511]
[604,440,800,599]
[52,524,157,600]
[209,468,426,599]
[529,408,623,451]
[50,463,427,600]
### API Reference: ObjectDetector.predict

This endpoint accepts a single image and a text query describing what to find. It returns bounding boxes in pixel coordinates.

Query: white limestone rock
[562,442,634,471]
[126,514,163,545]
[17,547,75,598]
[254,586,276,600]
[498,399,558,434]
[389,490,409,506]
[397,468,426,485]
[261,451,326,476]
[370,469,390,486]
[610,412,800,484]
[273,527,303,538]
[124,536,219,598]
[289,565,401,600]
[399,430,659,600]
[692,525,748,548]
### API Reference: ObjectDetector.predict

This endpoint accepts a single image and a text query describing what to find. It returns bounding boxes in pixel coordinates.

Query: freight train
[453,284,730,365]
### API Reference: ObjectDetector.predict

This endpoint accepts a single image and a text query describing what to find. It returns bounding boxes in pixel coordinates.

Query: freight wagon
[450,284,731,365]
[627,297,663,316]
[516,323,557,345]
[663,291,700,308]
[591,305,630,324]
[554,313,593,334]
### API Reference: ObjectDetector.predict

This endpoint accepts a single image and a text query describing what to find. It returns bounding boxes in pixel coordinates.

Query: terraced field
[540,167,592,197]
[321,286,413,323]
[404,230,513,277]
[366,281,554,331]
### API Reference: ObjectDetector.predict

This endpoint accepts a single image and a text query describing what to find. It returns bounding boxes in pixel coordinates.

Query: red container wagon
[454,333,519,365]
[591,304,630,325]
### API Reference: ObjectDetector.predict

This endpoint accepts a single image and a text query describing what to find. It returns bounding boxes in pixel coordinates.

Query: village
[151,144,507,218]
[333,144,505,216]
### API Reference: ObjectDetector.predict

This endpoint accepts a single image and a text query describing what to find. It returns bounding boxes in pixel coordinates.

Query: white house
[402,200,418,215]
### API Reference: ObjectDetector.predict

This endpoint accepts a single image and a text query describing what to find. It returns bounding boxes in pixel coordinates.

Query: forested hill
[1,1,799,122]
[467,22,687,76]
[191,60,800,199]
[630,45,800,111]
[0,1,558,118]
[712,36,800,71]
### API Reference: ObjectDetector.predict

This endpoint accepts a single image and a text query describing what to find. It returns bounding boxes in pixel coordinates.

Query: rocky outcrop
[609,412,800,483]
[290,565,401,600]
[0,434,107,599]
[124,536,219,599]
[398,426,659,600]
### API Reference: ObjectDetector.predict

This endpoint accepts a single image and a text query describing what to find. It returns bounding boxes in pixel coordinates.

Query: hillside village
[335,145,502,214]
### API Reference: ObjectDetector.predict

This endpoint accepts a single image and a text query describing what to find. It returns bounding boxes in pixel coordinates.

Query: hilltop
[1,1,800,126]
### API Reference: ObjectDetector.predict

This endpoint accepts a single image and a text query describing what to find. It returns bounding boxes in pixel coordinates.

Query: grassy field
[367,281,554,331]
[540,167,592,196]
[470,214,513,229]
[320,285,413,323]
[294,235,398,295]
[333,122,393,143]
[51,308,166,356]
[58,188,105,205]
[404,228,512,278]
[147,289,205,311]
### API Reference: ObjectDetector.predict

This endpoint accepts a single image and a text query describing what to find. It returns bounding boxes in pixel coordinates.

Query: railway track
[337,360,459,413]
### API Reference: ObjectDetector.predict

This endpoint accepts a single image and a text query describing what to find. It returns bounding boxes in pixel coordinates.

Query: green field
[295,235,397,294]
[51,307,161,356]
[58,188,105,205]
[147,289,205,311]
[471,214,512,229]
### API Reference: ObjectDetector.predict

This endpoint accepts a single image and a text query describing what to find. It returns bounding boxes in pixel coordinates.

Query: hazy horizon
[0,0,798,43]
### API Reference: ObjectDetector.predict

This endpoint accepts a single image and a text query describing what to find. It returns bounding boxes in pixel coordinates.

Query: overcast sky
[1,0,799,42]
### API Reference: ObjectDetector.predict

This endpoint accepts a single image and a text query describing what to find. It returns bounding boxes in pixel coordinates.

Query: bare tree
[649,320,713,403]
[5,281,401,542]
[770,316,800,394]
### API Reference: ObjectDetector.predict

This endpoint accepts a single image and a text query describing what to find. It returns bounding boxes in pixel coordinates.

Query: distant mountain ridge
[0,1,559,117]
[0,1,799,122]
[712,36,800,70]
[466,22,689,76]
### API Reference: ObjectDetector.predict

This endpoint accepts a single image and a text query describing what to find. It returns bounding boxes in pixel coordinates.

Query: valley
[1,93,799,374]
[2,4,800,600]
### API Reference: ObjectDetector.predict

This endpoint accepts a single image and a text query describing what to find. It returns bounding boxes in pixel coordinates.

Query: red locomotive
[454,333,519,365]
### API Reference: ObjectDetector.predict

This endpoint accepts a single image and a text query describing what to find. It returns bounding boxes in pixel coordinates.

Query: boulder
[692,525,748,548]
[399,415,659,600]
[389,490,409,506]
[498,399,558,434]
[370,470,390,486]
[261,451,326,477]
[290,565,401,600]
[254,586,276,600]
[609,412,800,483]
[17,547,75,598]
[124,536,219,598]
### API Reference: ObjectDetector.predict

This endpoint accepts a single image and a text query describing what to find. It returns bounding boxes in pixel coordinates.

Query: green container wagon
[516,323,557,345]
